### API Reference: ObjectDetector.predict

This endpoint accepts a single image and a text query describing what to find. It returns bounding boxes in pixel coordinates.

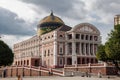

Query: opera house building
[13,12,101,68]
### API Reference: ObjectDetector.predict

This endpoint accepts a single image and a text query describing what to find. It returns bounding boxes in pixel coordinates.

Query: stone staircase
[0,66,64,77]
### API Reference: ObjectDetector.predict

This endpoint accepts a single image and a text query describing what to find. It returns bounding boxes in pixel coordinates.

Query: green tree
[96,44,108,62]
[96,24,120,72]
[105,24,120,71]
[0,40,14,66]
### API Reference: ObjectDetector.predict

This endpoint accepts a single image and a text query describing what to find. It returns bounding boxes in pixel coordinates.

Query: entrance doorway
[34,60,39,66]
[77,58,81,64]
[67,58,72,65]
[82,58,85,64]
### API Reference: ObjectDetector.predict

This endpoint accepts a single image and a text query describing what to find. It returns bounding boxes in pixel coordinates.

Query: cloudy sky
[0,0,120,48]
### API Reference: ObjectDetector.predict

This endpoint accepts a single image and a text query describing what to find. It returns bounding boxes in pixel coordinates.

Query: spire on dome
[50,10,54,20]
[50,10,54,16]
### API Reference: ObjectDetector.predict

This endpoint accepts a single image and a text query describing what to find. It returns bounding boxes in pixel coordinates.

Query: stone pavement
[0,76,120,80]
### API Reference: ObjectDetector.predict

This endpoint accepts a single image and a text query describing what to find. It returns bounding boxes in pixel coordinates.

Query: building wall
[13,23,101,68]
[5,67,55,77]
[40,31,55,68]
[63,23,101,67]
[114,15,120,25]
[13,35,41,66]
[64,63,118,75]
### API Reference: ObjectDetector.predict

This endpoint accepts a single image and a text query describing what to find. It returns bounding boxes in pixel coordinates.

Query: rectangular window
[68,34,72,39]
[81,34,84,40]
[90,36,93,40]
[86,35,88,40]
[59,47,63,54]
[76,34,80,39]
[59,58,63,66]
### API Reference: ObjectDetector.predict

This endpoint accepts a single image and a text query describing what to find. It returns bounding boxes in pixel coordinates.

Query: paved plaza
[0,76,120,80]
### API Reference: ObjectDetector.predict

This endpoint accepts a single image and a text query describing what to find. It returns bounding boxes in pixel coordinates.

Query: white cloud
[0,0,120,47]
[0,0,40,23]
[1,34,32,48]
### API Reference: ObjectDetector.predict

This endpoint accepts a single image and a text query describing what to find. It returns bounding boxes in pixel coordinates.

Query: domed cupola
[37,12,65,35]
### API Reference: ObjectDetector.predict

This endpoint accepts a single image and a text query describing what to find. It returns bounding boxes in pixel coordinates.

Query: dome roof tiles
[39,12,64,25]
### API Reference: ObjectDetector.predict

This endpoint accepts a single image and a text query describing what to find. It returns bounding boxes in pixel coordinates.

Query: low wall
[0,66,63,77]
[64,63,118,75]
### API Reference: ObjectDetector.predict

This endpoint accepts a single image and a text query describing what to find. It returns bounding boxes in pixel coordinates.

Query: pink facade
[13,14,101,68]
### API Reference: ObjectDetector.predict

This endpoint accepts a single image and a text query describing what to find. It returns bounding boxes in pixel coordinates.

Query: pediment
[73,23,100,34]
[76,25,97,33]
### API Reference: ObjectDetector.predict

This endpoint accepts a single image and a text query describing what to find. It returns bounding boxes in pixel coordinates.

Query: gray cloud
[21,0,74,12]
[94,0,120,14]
[21,0,86,20]
[0,7,36,36]
[21,0,120,23]
[86,0,120,18]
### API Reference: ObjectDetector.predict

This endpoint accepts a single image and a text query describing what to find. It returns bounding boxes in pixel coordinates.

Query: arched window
[59,35,63,37]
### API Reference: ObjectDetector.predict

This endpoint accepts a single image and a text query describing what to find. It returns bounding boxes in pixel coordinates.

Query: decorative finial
[50,10,53,16]
[50,10,55,20]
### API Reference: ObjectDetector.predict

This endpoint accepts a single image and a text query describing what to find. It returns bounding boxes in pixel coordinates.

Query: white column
[65,42,68,55]
[93,44,94,56]
[79,34,81,40]
[92,35,95,56]
[72,42,77,65]
[79,43,81,55]
[84,43,86,55]
[80,43,82,55]
[65,33,68,40]
[65,42,68,65]
[53,31,57,66]
[86,43,89,55]
[89,43,90,56]
[41,43,44,66]
[53,41,57,66]
[72,32,77,65]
